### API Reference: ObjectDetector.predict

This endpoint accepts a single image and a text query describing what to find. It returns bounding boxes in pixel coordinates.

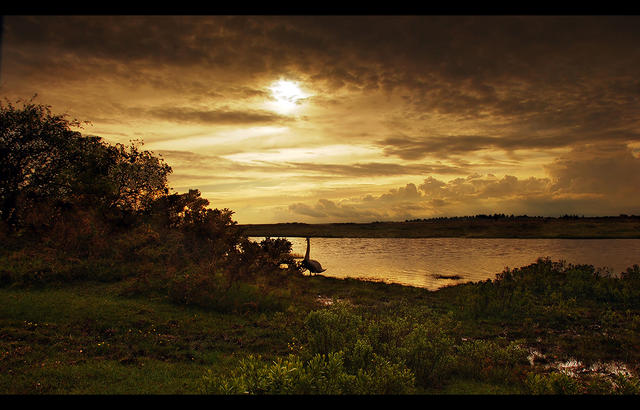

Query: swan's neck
[304,238,310,261]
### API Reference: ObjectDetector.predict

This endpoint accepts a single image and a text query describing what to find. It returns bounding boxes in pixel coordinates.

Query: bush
[525,371,640,395]
[611,373,640,394]
[1,99,173,230]
[526,372,583,394]
[350,354,415,394]
[458,258,640,321]
[205,302,533,394]
[402,319,455,386]
[304,303,526,388]
[199,352,415,395]
[452,339,528,382]
[167,269,289,313]
[303,303,364,356]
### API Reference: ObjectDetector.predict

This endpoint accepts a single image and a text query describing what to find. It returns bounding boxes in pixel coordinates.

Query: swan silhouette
[301,237,326,274]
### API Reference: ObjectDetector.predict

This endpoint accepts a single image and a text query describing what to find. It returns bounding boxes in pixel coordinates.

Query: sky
[2,15,640,223]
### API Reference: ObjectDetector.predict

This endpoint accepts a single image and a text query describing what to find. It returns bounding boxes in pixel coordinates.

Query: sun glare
[267,79,310,114]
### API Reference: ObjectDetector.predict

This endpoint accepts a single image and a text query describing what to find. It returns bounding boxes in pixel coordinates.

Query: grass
[0,279,314,392]
[2,259,640,394]
[5,360,209,394]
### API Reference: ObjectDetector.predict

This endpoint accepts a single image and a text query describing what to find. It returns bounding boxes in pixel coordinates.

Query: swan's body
[302,237,326,274]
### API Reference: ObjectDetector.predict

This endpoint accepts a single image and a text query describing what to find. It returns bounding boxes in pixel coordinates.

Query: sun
[267,79,310,114]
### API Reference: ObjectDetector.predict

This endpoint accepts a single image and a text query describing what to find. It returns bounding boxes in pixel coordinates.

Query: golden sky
[2,15,640,223]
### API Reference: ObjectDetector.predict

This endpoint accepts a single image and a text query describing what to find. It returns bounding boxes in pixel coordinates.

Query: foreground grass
[0,276,377,394]
[1,283,231,393]
[2,261,640,394]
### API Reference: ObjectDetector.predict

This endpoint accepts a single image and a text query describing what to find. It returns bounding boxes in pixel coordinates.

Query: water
[250,237,640,290]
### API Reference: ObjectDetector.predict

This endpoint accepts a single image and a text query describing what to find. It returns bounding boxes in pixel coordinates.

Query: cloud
[547,143,640,200]
[287,202,328,218]
[7,16,640,143]
[440,175,551,200]
[172,142,640,221]
[286,145,640,222]
[282,161,466,177]
[379,126,640,160]
[5,16,640,222]
[146,106,287,125]
[379,134,506,159]
[288,199,388,222]
[377,183,422,202]
[8,16,640,90]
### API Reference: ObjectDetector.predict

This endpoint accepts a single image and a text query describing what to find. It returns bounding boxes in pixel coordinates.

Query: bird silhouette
[301,237,326,274]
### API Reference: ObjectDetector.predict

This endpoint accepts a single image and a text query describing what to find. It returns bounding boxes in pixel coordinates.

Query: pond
[250,237,640,290]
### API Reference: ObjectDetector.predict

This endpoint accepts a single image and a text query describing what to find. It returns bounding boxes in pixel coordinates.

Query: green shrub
[402,320,455,386]
[361,315,412,360]
[453,339,528,382]
[526,371,640,395]
[526,371,583,394]
[199,352,415,395]
[350,354,415,394]
[459,259,640,322]
[611,373,640,394]
[302,304,469,389]
[167,269,288,313]
[303,303,363,356]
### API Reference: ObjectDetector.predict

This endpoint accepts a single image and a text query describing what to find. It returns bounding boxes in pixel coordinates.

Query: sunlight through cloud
[266,79,311,114]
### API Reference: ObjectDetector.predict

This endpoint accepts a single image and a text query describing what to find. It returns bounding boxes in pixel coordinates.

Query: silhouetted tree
[0,98,172,229]
[0,98,82,227]
[105,140,172,214]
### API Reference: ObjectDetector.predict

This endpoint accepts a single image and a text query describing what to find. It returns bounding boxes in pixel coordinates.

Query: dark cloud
[379,133,569,160]
[4,16,235,67]
[6,16,640,130]
[146,106,287,125]
[547,143,640,200]
[379,127,640,160]
[287,202,328,218]
[379,134,503,159]
[288,198,388,222]
[7,16,640,87]
[282,161,466,177]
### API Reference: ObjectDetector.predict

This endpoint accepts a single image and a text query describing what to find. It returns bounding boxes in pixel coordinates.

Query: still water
[250,237,640,290]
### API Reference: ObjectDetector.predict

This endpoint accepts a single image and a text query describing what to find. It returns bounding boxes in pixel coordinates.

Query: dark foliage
[0,98,301,312]
[457,258,640,321]
[1,97,172,230]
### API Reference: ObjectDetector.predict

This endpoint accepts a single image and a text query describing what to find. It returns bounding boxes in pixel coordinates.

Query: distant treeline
[243,215,640,238]
[268,214,640,226]
[404,214,640,222]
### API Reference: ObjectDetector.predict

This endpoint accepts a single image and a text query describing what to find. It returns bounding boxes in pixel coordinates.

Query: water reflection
[250,237,640,290]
